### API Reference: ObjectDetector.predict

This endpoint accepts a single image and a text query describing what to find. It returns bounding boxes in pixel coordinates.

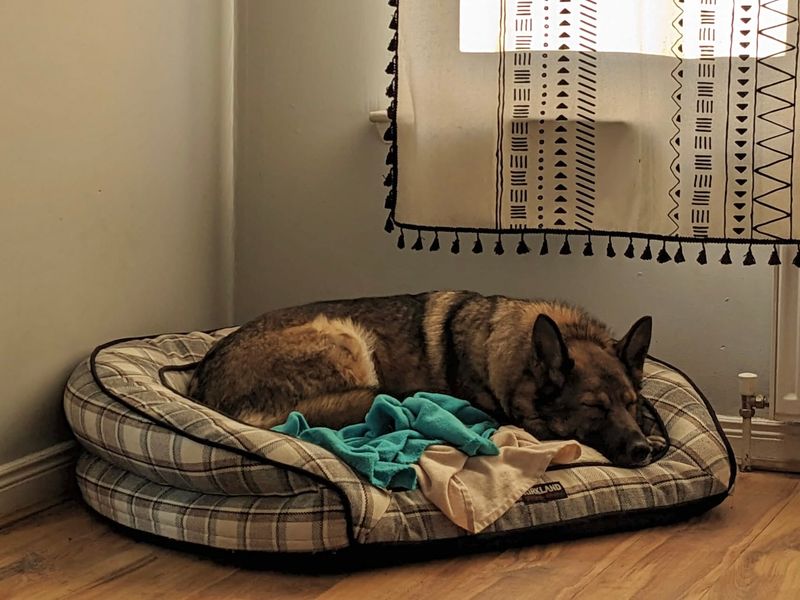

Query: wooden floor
[1,472,800,599]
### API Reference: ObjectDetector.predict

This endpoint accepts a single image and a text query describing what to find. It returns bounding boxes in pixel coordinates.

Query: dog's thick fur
[190,292,659,466]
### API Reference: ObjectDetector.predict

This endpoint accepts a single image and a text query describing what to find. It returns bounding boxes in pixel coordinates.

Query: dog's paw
[647,434,667,455]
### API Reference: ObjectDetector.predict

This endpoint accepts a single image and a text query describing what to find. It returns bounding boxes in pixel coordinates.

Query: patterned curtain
[383,0,800,265]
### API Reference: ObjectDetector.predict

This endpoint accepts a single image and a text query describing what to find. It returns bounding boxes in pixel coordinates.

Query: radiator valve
[738,372,769,472]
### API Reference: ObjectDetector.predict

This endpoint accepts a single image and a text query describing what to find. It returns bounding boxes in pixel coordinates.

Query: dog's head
[525,314,653,467]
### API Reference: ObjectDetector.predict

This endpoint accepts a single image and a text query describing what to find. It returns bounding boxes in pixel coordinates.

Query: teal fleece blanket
[272,392,499,490]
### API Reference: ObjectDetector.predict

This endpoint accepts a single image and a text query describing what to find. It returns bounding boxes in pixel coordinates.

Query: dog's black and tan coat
[190,292,661,466]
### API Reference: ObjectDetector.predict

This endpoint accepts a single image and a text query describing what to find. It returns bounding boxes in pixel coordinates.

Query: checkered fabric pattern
[64,330,734,553]
[76,453,350,552]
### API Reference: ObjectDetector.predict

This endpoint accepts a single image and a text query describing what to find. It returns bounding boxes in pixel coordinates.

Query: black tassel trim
[624,238,635,259]
[769,245,781,266]
[697,244,708,265]
[451,234,461,255]
[384,0,398,244]
[656,242,671,264]
[540,235,549,256]
[392,235,800,264]
[743,246,756,266]
[384,188,396,210]
[494,237,505,255]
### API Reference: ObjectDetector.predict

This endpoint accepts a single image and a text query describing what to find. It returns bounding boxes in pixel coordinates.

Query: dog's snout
[628,440,651,465]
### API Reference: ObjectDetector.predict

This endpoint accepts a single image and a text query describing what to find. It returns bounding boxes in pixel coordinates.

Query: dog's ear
[532,314,573,390]
[616,316,652,381]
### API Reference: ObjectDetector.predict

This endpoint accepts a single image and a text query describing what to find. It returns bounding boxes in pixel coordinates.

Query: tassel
[472,234,483,254]
[430,232,440,252]
[385,59,396,75]
[720,245,732,265]
[583,237,594,257]
[674,243,686,264]
[640,242,653,261]
[388,0,398,7]
[386,81,396,98]
[383,169,394,187]
[383,123,396,142]
[494,237,505,255]
[606,237,616,258]
[384,188,396,209]
[387,102,396,120]
[386,145,396,165]
[769,245,781,266]
[384,215,395,233]
[388,34,398,52]
[389,12,398,30]
[743,246,756,266]
[397,229,405,249]
[793,245,800,267]
[656,242,671,264]
[451,234,461,255]
[412,231,424,251]
[559,236,572,255]
[697,245,708,265]
[540,235,549,256]
[624,238,635,259]
[517,235,530,255]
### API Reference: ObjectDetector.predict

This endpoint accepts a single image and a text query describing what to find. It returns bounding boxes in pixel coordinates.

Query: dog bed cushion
[63,329,735,553]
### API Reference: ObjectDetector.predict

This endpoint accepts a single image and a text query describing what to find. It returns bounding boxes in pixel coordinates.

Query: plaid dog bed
[63,330,735,553]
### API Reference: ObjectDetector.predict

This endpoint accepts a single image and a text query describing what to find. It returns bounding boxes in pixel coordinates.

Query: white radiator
[773,248,800,421]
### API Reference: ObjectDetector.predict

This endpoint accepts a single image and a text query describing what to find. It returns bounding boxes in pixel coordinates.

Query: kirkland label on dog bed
[522,482,568,504]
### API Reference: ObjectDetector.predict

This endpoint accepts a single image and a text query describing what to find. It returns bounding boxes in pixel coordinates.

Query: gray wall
[234,0,774,416]
[0,0,230,464]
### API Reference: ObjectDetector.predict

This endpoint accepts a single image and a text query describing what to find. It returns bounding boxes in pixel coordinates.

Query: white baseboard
[719,414,800,473]
[0,441,78,522]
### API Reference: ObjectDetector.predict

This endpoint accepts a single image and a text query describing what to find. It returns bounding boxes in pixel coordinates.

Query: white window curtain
[383,0,800,265]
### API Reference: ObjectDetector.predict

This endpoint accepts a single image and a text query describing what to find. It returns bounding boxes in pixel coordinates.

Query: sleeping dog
[190,292,665,466]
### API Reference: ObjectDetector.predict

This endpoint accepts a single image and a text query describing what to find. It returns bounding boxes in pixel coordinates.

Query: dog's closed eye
[580,393,609,409]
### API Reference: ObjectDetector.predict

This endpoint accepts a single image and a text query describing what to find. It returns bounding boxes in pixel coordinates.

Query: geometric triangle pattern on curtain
[383,0,800,265]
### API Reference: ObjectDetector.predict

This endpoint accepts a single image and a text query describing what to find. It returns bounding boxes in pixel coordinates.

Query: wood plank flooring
[1,472,799,599]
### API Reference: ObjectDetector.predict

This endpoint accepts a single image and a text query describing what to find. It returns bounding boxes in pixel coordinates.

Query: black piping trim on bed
[83,330,736,554]
[644,355,737,494]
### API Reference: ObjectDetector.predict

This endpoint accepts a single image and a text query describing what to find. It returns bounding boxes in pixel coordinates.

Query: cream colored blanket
[413,426,582,533]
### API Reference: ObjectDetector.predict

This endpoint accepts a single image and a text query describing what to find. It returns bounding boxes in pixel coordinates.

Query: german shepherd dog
[190,292,663,466]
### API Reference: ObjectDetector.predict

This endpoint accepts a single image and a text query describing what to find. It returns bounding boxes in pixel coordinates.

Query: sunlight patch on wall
[459,0,790,59]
